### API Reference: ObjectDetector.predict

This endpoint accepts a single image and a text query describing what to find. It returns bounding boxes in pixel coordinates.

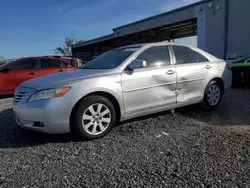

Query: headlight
[28,87,71,102]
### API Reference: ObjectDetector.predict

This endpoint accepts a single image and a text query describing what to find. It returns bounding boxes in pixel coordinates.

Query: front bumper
[13,95,81,134]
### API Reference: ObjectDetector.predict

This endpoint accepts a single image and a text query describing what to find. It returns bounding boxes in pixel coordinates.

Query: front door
[1,59,37,94]
[121,45,177,115]
[171,45,212,103]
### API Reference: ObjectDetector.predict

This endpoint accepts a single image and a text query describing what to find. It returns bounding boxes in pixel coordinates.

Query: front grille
[14,91,28,104]
[14,86,36,104]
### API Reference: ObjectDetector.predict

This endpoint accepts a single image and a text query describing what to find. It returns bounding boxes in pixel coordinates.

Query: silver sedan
[13,42,232,140]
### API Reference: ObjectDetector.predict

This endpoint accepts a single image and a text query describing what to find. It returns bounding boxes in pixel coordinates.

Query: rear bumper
[221,67,233,95]
[13,96,81,134]
[223,84,232,98]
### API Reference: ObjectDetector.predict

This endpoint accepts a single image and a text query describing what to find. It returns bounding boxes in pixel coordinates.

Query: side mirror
[127,60,147,70]
[0,67,10,73]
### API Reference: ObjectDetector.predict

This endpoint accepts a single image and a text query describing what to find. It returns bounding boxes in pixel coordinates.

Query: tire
[72,95,117,140]
[200,80,223,110]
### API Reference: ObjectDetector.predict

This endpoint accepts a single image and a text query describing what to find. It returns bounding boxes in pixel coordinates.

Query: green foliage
[54,37,82,56]
[0,57,7,65]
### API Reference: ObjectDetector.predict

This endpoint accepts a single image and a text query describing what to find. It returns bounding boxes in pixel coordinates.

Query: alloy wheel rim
[207,85,221,106]
[82,103,111,135]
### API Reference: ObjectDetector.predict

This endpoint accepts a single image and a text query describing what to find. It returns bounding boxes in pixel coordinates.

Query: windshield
[80,47,140,69]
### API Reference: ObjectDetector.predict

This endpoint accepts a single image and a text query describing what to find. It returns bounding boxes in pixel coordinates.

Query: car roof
[119,42,220,62]
[14,56,72,61]
[119,41,198,49]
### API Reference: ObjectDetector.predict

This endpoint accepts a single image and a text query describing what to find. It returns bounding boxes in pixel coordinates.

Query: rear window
[40,59,61,68]
[172,46,197,64]
[172,45,209,64]
[61,61,69,68]
[196,52,209,62]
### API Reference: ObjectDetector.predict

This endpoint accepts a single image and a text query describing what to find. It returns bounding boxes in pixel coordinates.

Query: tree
[54,37,83,56]
[0,56,7,65]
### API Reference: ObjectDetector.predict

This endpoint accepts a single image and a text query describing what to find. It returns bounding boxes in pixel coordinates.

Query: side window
[34,59,41,69]
[40,59,61,68]
[10,59,36,70]
[196,52,209,62]
[61,61,69,68]
[172,46,197,64]
[135,46,170,68]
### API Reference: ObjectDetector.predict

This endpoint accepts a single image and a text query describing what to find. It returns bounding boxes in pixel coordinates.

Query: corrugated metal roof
[72,34,114,48]
[72,0,211,49]
[113,0,210,30]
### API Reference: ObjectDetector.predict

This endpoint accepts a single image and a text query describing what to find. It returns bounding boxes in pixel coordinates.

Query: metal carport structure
[72,0,204,61]
[72,0,250,61]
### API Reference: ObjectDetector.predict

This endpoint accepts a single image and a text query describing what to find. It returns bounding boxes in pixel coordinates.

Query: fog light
[33,122,44,127]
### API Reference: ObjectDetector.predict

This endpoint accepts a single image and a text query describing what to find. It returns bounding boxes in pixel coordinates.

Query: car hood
[21,68,114,90]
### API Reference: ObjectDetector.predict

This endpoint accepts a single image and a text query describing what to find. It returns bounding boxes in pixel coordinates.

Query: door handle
[166,70,175,75]
[59,69,63,72]
[29,72,36,75]
[205,65,212,69]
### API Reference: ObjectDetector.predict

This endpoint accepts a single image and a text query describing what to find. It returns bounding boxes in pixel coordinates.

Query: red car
[0,56,74,95]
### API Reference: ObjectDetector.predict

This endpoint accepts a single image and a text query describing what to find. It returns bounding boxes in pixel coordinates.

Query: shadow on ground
[0,94,14,99]
[0,89,249,149]
[0,108,74,149]
[177,89,250,127]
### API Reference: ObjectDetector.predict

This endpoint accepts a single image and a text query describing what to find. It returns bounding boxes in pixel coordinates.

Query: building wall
[198,0,250,59]
[74,51,92,61]
[227,0,250,57]
[197,0,226,59]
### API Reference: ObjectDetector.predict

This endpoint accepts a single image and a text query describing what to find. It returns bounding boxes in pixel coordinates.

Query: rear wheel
[201,80,223,109]
[72,95,116,140]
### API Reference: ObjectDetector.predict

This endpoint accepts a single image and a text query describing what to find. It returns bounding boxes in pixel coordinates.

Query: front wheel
[201,80,223,109]
[72,95,117,140]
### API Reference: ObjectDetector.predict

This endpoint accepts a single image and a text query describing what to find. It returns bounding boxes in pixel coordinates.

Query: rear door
[1,59,37,94]
[171,45,213,103]
[60,60,74,71]
[34,58,66,77]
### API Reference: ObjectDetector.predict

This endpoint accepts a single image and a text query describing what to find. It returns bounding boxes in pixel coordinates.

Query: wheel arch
[69,91,121,132]
[209,77,225,94]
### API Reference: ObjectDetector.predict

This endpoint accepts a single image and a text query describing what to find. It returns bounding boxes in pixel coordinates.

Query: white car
[13,42,232,140]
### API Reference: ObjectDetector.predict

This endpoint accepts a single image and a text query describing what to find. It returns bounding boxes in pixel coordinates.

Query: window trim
[125,44,174,71]
[195,51,209,63]
[171,45,210,65]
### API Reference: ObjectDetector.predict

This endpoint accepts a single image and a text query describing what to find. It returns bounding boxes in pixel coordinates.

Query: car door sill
[121,99,201,122]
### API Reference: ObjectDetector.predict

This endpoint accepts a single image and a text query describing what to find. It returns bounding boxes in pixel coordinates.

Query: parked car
[13,42,232,140]
[228,54,250,88]
[0,56,74,95]
[229,54,250,68]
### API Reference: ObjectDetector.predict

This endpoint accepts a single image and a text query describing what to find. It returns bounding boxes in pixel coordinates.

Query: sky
[0,0,200,59]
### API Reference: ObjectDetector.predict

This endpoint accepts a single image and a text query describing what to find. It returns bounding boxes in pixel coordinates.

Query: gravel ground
[0,90,249,188]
